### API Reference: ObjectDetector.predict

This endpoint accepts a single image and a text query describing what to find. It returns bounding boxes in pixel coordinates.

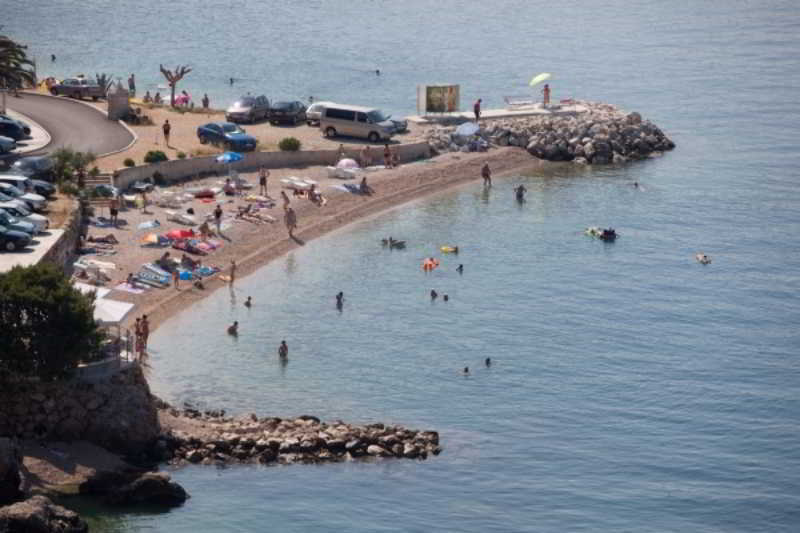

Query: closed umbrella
[529,72,552,87]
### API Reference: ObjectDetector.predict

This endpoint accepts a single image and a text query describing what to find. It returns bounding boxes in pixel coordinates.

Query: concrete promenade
[407,103,588,124]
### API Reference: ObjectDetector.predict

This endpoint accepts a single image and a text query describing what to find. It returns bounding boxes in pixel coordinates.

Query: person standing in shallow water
[474,98,482,121]
[481,162,492,187]
[336,291,344,310]
[542,83,551,108]
[279,340,289,360]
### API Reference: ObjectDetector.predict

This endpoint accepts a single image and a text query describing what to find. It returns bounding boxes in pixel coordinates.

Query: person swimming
[227,321,239,336]
[462,367,470,375]
[443,294,449,302]
[244,296,252,308]
[485,357,491,367]
[456,264,464,274]
[514,184,527,201]
[279,340,289,359]
[430,289,438,300]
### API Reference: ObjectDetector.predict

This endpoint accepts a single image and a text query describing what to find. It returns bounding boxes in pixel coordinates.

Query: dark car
[196,122,258,151]
[225,95,270,124]
[269,101,307,125]
[11,156,54,181]
[0,225,31,252]
[0,114,31,136]
[0,118,28,141]
[49,77,105,100]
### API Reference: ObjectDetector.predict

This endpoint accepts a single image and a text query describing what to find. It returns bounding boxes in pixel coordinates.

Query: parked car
[0,202,49,233]
[196,122,257,151]
[225,95,270,123]
[0,192,29,212]
[11,156,54,181]
[0,117,28,141]
[269,101,307,125]
[0,225,31,252]
[306,101,334,126]
[0,182,46,212]
[49,77,105,100]
[0,136,16,154]
[0,209,35,236]
[0,114,31,135]
[94,183,120,197]
[320,104,395,142]
[0,175,54,198]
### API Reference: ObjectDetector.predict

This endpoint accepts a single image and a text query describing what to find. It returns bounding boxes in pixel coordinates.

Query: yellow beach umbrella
[529,72,552,87]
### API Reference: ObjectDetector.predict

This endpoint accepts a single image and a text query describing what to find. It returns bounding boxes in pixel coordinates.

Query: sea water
[8,1,800,531]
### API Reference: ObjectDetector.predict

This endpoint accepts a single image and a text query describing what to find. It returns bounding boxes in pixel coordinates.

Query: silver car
[225,95,270,124]
[0,182,46,211]
[0,202,49,233]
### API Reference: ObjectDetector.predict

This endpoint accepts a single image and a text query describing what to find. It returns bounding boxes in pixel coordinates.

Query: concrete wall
[41,198,83,274]
[113,142,431,190]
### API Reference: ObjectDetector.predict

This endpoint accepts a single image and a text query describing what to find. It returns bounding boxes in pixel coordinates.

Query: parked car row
[224,95,309,125]
[0,114,32,155]
[0,163,53,252]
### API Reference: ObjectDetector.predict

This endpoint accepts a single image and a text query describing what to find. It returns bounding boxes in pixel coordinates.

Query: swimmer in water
[443,294,449,302]
[463,367,470,375]
[485,357,491,367]
[230,77,234,85]
[430,289,438,300]
[376,69,381,76]
[244,296,252,308]
[633,182,639,188]
[278,340,288,360]
[336,291,344,310]
[227,321,239,336]
[514,184,527,201]
[456,264,464,274]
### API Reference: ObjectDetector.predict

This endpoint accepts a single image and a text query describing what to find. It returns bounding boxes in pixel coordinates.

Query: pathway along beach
[110,147,538,335]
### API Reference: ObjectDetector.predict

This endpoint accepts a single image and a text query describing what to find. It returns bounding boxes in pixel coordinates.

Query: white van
[0,175,33,193]
[320,104,395,142]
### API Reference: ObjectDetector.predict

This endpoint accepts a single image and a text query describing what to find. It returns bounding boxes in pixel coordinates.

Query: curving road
[7,92,134,157]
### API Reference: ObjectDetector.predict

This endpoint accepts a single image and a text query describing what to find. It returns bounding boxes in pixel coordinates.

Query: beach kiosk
[107,80,131,120]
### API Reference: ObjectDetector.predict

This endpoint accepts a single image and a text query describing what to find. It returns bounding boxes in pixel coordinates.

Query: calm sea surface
[8,1,800,531]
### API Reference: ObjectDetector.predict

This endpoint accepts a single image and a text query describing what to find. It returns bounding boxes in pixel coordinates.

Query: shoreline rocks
[156,408,442,467]
[422,100,675,164]
[0,495,88,533]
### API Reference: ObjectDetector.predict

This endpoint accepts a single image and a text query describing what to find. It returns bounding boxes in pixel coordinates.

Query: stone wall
[0,366,159,454]
[113,142,432,190]
[41,198,83,274]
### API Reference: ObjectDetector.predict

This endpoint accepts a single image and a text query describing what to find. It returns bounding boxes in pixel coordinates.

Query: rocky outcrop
[157,408,442,467]
[0,439,22,505]
[0,366,159,454]
[0,495,87,533]
[422,100,675,165]
[105,472,188,507]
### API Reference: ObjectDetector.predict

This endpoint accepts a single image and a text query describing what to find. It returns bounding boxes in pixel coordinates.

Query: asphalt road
[7,92,134,157]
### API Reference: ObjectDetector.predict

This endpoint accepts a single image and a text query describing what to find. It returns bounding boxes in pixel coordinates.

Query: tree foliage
[0,263,101,381]
[51,147,96,184]
[0,35,36,90]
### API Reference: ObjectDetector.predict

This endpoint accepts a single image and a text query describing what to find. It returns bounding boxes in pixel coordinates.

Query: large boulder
[0,438,22,505]
[105,472,188,507]
[0,495,88,533]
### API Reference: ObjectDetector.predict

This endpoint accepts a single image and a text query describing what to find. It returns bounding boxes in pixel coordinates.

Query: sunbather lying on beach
[88,234,119,244]
[360,177,374,195]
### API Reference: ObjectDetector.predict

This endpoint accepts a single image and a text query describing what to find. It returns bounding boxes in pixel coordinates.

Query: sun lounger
[326,166,358,180]
[165,210,197,226]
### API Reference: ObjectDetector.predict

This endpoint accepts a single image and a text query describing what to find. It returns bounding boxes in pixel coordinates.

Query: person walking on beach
[284,207,298,238]
[162,119,171,147]
[202,93,210,109]
[337,144,346,163]
[542,84,551,108]
[259,167,269,196]
[281,190,291,210]
[214,204,223,235]
[134,318,143,358]
[481,162,492,187]
[360,145,372,168]
[172,268,180,289]
[128,74,136,96]
[141,315,150,353]
[140,189,148,213]
[473,98,482,121]
[109,196,119,227]
[383,144,392,168]
[279,340,289,360]
[229,260,237,285]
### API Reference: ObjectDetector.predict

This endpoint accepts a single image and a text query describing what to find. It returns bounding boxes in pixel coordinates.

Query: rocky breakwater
[422,100,675,165]
[158,408,442,466]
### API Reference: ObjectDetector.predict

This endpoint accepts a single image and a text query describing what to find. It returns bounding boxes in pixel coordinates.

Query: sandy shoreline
[90,147,544,335]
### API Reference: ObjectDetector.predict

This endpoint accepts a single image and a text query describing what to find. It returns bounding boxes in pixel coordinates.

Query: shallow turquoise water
[8,1,800,531]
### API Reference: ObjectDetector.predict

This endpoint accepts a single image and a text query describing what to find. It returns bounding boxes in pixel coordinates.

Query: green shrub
[0,264,102,381]
[60,182,79,196]
[153,171,166,186]
[177,151,187,159]
[123,158,136,167]
[144,150,168,164]
[278,137,301,152]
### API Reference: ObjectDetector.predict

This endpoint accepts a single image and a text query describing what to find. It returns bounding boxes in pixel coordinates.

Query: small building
[107,80,130,120]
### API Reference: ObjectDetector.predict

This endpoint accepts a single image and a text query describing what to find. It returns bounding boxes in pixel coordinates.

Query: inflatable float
[422,258,440,271]
[440,246,459,254]
[696,253,712,265]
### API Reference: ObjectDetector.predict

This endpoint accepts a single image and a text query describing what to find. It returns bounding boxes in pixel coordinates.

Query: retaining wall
[113,142,431,190]
[41,198,83,274]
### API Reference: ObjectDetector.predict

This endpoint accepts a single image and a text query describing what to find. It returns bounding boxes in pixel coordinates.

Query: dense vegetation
[0,264,101,381]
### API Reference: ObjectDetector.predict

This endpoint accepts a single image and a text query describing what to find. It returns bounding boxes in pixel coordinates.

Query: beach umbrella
[336,158,359,169]
[455,122,480,137]
[216,151,243,164]
[529,72,552,87]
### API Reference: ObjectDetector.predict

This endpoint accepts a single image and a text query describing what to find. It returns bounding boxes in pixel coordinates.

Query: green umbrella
[529,72,552,87]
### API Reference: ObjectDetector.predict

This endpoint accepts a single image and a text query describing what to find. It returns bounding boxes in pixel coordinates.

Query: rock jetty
[423,100,675,164]
[157,407,442,466]
[0,495,88,533]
